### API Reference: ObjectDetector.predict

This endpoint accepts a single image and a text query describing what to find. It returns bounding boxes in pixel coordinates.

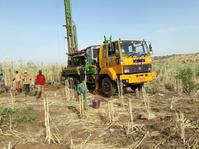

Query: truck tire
[138,84,144,96]
[101,77,116,97]
[130,84,144,93]
[130,86,137,92]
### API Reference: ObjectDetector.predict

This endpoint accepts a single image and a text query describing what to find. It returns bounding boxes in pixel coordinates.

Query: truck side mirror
[149,44,153,52]
[68,60,72,66]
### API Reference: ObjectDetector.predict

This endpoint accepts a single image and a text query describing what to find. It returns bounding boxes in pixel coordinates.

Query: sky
[0,0,199,64]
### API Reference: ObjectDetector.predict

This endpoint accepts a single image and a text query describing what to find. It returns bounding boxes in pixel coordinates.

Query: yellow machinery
[98,39,156,97]
[62,0,156,97]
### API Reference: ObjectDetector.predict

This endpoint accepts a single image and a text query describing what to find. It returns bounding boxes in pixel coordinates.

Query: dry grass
[0,61,61,86]
[175,112,192,143]
[154,54,199,95]
[0,54,198,148]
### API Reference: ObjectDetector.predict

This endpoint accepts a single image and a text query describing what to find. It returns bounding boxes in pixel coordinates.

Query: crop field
[0,54,199,149]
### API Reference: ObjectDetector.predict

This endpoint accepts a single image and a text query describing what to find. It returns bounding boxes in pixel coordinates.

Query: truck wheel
[130,84,144,94]
[130,86,136,93]
[138,84,144,97]
[101,77,116,97]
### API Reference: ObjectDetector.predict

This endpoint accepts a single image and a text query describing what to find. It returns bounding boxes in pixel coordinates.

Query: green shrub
[159,76,164,82]
[195,67,199,77]
[176,67,195,95]
[145,86,159,95]
[194,83,199,91]
[164,82,175,91]
[16,115,36,123]
[0,106,36,125]
[16,106,36,123]
[0,107,15,124]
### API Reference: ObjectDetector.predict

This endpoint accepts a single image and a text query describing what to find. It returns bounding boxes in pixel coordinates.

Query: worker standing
[0,73,9,93]
[13,71,21,93]
[22,70,32,96]
[76,78,88,111]
[0,73,5,93]
[35,70,46,99]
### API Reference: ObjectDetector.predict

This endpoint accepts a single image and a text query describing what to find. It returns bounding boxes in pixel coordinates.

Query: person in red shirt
[35,70,46,99]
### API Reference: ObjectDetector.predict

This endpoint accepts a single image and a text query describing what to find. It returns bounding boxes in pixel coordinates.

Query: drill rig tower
[64,0,78,56]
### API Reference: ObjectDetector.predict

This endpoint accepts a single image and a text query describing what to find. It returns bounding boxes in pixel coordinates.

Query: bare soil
[0,84,198,149]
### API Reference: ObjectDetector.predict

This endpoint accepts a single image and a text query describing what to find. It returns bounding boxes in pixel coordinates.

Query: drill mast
[64,0,78,54]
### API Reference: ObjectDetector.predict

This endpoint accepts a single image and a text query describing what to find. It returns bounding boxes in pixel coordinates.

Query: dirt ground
[0,84,198,149]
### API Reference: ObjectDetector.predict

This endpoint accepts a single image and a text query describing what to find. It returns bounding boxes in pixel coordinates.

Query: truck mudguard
[100,68,117,80]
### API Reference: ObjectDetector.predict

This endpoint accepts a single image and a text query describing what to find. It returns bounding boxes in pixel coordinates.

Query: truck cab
[99,39,156,97]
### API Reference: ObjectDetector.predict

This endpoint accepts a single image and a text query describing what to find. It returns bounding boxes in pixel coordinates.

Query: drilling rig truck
[61,0,156,97]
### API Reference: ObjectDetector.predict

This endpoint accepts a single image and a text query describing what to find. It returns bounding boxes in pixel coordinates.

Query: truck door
[108,42,123,74]
[100,44,108,68]
[108,42,118,67]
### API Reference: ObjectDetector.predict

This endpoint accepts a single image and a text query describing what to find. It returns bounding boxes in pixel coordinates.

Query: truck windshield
[121,41,147,56]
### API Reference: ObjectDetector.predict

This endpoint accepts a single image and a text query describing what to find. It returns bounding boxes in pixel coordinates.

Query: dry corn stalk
[70,134,92,149]
[3,142,12,149]
[79,94,84,117]
[124,122,144,136]
[9,114,12,132]
[175,112,192,143]
[65,79,70,100]
[70,137,75,149]
[125,122,135,135]
[170,96,177,110]
[107,101,115,123]
[133,132,149,149]
[143,88,155,120]
[44,96,55,144]
[128,98,134,122]
[69,78,75,100]
[65,78,76,101]
[78,134,92,148]
[10,90,15,108]
[174,79,183,93]
[117,79,124,106]
[1,61,61,87]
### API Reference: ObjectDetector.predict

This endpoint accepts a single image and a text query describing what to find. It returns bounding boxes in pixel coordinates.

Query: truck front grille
[124,64,152,74]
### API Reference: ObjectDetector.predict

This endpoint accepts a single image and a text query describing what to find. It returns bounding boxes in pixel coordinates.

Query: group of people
[12,70,31,95]
[0,70,46,99]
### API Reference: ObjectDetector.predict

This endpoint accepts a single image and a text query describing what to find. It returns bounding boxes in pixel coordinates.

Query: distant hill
[153,52,199,63]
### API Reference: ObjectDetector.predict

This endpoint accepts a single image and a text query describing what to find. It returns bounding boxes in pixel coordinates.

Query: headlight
[124,68,130,73]
[148,67,151,71]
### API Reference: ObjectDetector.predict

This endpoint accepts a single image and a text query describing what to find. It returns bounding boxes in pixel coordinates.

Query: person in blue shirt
[0,73,5,84]
[0,73,5,93]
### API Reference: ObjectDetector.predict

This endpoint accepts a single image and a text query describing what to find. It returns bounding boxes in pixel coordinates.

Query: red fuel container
[92,99,100,109]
